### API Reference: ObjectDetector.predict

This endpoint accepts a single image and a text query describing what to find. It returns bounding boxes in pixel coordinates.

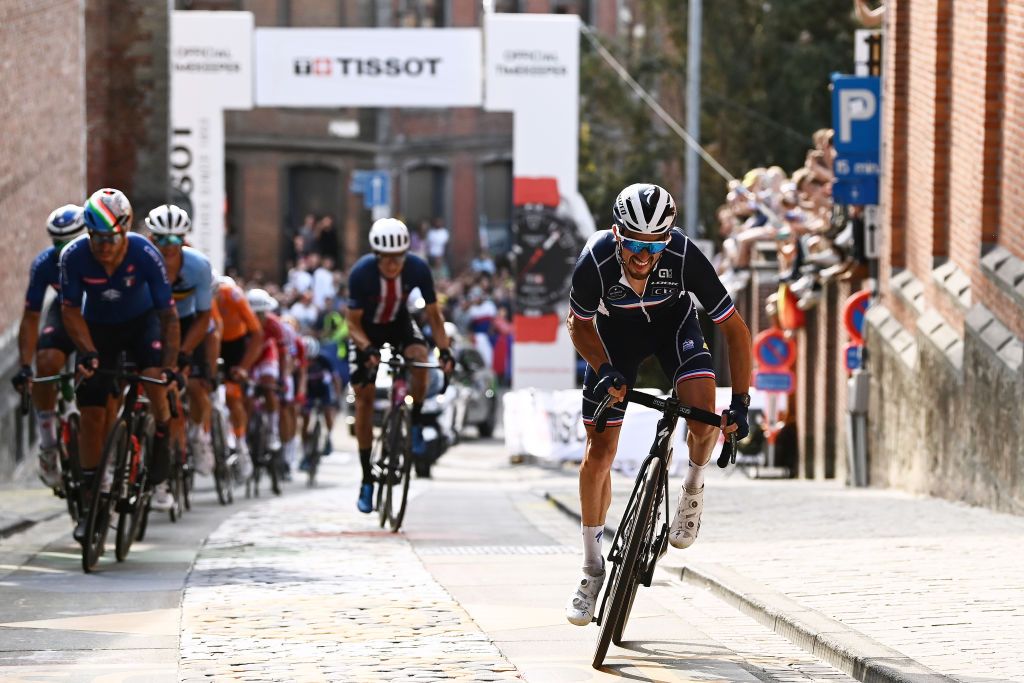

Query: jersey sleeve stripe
[675,368,717,383]
[711,303,736,323]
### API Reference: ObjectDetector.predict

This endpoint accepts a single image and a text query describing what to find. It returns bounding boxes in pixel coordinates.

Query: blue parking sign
[831,75,881,156]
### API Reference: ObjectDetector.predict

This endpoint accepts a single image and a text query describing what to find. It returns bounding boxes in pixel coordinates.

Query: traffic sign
[843,289,872,344]
[350,170,390,209]
[831,75,880,155]
[833,179,879,205]
[753,328,796,371]
[844,343,862,373]
[754,371,794,393]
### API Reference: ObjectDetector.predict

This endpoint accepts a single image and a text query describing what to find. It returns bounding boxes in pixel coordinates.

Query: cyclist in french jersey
[346,218,454,513]
[12,205,86,487]
[60,188,181,524]
[247,289,288,453]
[563,183,752,626]
[145,204,216,477]
[214,277,263,478]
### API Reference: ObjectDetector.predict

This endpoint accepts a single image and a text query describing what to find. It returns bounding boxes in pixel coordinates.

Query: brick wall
[870,0,1024,509]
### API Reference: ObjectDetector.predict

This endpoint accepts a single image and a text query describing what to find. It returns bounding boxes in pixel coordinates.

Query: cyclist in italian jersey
[144,204,215,477]
[563,183,752,626]
[215,277,263,478]
[12,205,87,487]
[346,218,454,513]
[60,188,181,527]
[246,289,288,453]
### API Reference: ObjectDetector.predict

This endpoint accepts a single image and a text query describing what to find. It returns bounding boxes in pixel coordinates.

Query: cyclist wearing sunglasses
[346,218,455,513]
[12,205,87,488]
[59,188,181,526]
[145,205,216,483]
[564,183,752,626]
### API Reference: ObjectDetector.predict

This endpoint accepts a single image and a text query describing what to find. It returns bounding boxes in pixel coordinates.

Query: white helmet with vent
[369,218,410,254]
[612,183,677,236]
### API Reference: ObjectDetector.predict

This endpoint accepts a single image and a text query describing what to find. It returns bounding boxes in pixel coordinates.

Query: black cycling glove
[729,393,751,440]
[594,362,626,398]
[438,348,455,373]
[362,345,381,369]
[77,351,100,375]
[11,365,32,391]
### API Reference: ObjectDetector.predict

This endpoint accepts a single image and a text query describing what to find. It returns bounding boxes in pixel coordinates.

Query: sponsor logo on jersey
[658,268,673,278]
[83,277,107,285]
[123,275,135,288]
[100,289,121,302]
[650,287,677,296]
[681,339,694,352]
[607,284,629,301]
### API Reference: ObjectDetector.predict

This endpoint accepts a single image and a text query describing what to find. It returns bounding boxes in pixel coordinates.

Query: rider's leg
[353,382,375,481]
[580,424,622,571]
[33,348,65,449]
[142,367,173,486]
[225,381,247,441]
[669,376,718,550]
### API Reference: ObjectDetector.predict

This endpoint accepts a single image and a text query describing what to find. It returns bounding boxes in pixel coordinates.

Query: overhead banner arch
[171,11,587,390]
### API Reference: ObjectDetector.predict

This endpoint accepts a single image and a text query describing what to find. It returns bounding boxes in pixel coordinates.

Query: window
[405,164,447,228]
[395,0,446,28]
[481,160,512,253]
[288,165,343,262]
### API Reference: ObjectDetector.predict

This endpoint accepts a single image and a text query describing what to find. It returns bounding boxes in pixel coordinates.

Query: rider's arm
[17,310,40,366]
[424,303,449,351]
[141,241,181,367]
[565,245,608,372]
[181,310,211,355]
[58,246,96,355]
[182,255,213,354]
[346,308,372,351]
[566,313,610,373]
[720,313,752,395]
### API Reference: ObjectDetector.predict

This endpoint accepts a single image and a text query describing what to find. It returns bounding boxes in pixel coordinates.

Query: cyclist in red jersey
[246,289,288,452]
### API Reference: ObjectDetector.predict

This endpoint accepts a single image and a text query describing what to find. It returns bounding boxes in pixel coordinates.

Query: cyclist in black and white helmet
[345,218,455,513]
[563,182,753,625]
[12,205,87,488]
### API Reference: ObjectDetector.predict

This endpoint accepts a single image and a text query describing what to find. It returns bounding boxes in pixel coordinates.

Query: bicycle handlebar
[593,387,738,468]
[382,357,452,394]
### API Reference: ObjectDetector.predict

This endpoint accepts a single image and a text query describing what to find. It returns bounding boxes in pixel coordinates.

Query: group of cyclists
[12,180,753,648]
[12,188,348,549]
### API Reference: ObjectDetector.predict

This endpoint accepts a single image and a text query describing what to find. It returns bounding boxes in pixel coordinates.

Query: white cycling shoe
[565,568,606,626]
[37,447,62,489]
[150,483,175,512]
[669,485,704,549]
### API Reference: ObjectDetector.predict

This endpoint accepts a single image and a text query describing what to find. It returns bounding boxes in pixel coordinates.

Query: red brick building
[865,0,1024,512]
[1,0,171,479]
[181,0,618,278]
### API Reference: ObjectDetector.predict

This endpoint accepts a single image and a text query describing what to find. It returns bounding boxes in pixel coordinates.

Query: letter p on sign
[838,88,876,144]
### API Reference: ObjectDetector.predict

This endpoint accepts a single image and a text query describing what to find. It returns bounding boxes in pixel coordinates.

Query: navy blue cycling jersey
[568,228,735,325]
[347,253,436,325]
[60,233,174,324]
[24,246,61,312]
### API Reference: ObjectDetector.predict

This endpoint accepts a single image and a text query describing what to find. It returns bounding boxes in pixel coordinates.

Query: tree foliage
[578,0,856,237]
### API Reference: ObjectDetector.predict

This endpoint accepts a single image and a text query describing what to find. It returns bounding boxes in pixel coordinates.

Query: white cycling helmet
[301,335,320,358]
[612,183,677,236]
[246,288,278,313]
[145,204,192,236]
[369,218,410,254]
[46,204,86,240]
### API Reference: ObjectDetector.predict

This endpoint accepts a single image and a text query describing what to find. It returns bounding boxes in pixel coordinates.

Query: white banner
[485,14,580,197]
[255,28,482,107]
[171,11,254,114]
[171,11,254,273]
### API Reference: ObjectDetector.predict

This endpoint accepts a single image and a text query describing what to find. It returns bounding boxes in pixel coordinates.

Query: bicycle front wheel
[211,410,231,505]
[388,407,413,532]
[375,409,395,529]
[593,459,659,668]
[82,419,127,573]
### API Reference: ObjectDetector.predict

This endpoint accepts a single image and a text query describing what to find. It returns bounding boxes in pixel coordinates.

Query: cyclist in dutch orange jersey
[214,276,263,478]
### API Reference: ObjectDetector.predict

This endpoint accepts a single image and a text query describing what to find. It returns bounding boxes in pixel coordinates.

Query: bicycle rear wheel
[82,419,127,573]
[376,409,394,529]
[211,410,231,505]
[306,418,322,488]
[593,460,659,668]
[63,413,82,523]
[388,407,413,532]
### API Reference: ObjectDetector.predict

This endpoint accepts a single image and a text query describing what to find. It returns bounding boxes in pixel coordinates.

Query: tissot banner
[255,28,483,107]
[171,11,254,273]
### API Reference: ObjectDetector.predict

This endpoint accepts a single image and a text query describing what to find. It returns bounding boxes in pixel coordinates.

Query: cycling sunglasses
[88,230,124,245]
[619,236,670,255]
[153,234,185,247]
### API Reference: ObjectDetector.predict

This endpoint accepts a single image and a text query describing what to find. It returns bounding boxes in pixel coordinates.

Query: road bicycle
[373,348,447,532]
[79,361,175,573]
[166,389,193,522]
[209,376,236,505]
[24,372,82,523]
[590,387,737,669]
[301,395,331,488]
[246,382,282,498]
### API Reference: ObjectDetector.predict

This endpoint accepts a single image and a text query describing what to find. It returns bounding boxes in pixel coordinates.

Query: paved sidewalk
[179,480,521,681]
[0,480,65,538]
[546,468,1024,683]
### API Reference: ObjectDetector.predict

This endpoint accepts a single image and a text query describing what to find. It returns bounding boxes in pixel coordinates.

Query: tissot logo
[294,57,442,77]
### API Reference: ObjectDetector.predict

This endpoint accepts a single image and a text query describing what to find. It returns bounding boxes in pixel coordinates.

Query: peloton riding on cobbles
[345,218,455,513]
[13,205,88,488]
[60,188,182,533]
[563,183,753,626]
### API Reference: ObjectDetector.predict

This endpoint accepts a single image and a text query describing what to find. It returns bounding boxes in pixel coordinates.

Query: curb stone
[544,489,956,683]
